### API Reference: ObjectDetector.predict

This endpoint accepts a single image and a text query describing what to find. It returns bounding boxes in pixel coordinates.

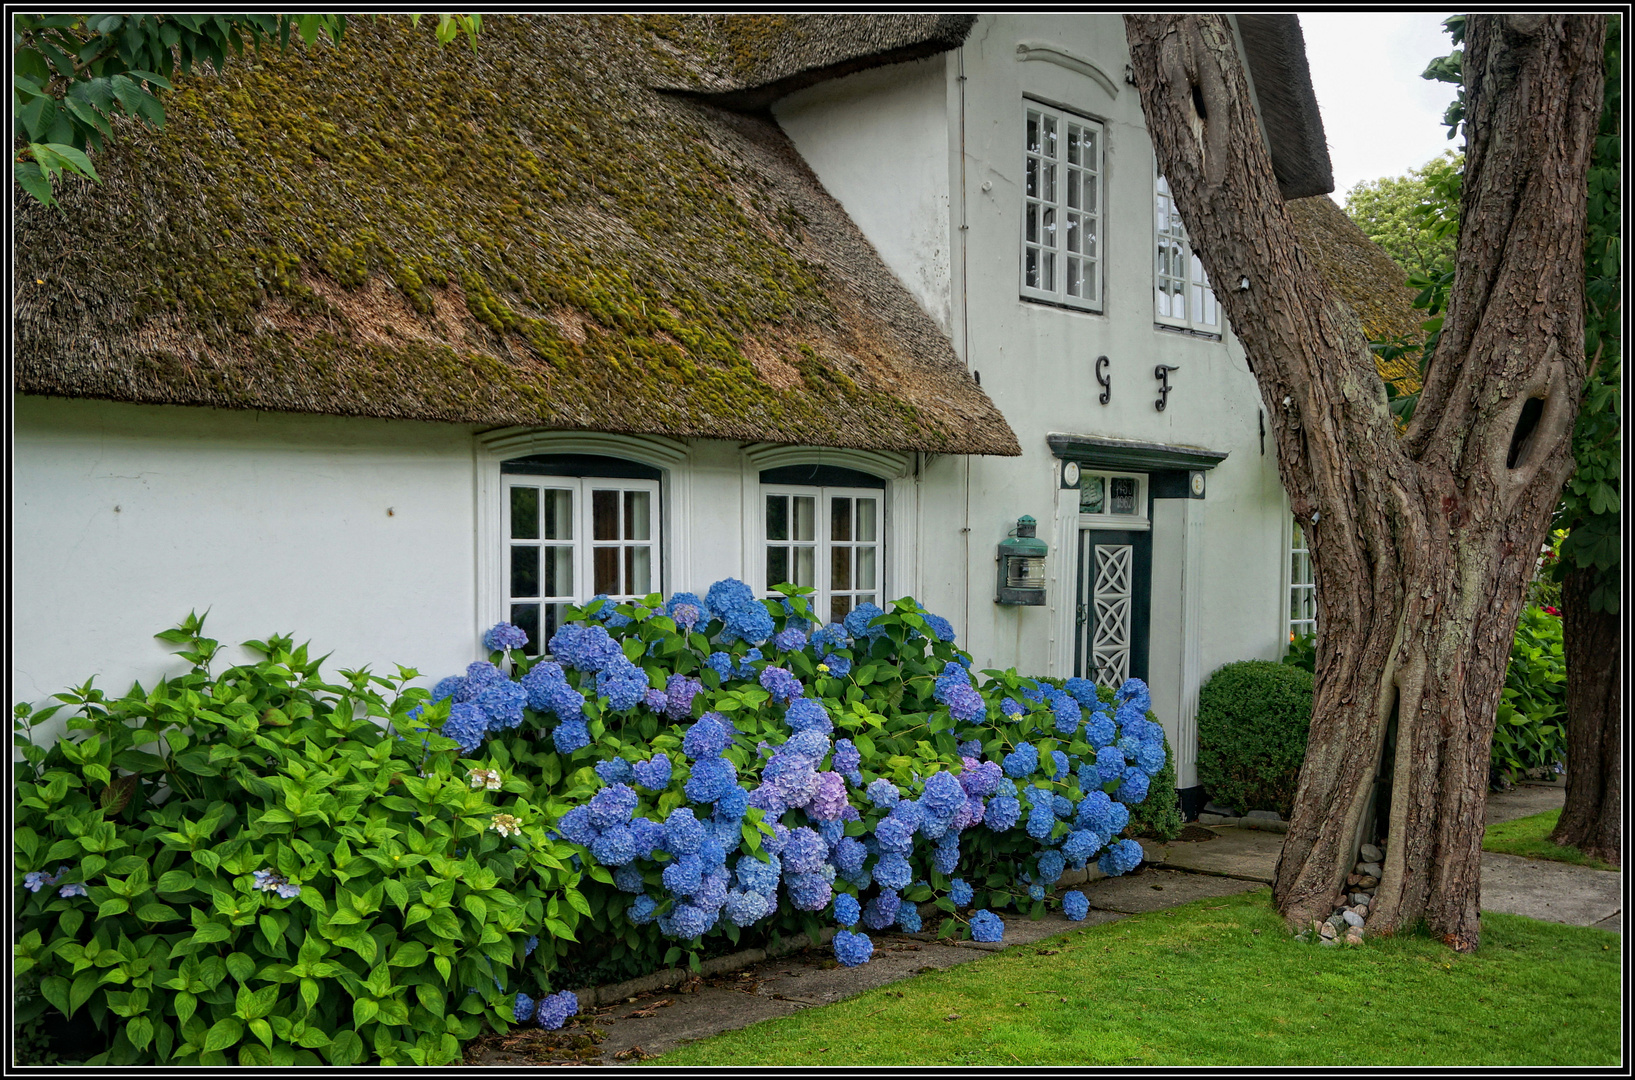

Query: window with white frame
[1154,171,1220,334]
[1076,470,1148,526]
[1021,101,1103,311]
[1289,518,1316,643]
[760,466,884,624]
[503,455,661,655]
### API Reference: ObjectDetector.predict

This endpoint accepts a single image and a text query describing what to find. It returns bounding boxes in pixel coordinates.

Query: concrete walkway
[466,781,1618,1066]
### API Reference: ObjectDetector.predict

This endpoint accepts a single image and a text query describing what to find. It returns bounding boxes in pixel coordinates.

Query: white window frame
[1154,168,1221,335]
[759,484,886,626]
[1020,100,1104,312]
[502,474,661,654]
[1075,470,1150,531]
[1289,516,1316,644]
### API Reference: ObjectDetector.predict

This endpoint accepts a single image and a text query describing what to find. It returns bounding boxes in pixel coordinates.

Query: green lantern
[996,515,1048,605]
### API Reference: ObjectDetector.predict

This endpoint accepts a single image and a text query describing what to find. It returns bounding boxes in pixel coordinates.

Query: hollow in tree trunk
[1550,563,1621,865]
[1124,14,1605,950]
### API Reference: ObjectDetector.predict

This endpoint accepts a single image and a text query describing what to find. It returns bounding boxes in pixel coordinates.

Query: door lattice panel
[1091,544,1133,686]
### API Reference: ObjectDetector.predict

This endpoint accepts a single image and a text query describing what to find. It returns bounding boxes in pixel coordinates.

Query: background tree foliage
[12,13,478,207]
[1343,149,1463,278]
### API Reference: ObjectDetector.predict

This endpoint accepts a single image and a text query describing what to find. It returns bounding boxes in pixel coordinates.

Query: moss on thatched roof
[1288,195,1426,394]
[13,15,1018,456]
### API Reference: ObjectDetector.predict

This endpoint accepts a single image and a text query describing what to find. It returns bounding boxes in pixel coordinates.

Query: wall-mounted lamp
[996,515,1048,605]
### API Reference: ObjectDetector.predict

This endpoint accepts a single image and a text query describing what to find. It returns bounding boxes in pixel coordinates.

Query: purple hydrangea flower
[759,665,803,704]
[808,772,850,821]
[782,828,827,874]
[772,626,808,653]
[613,865,645,893]
[666,592,708,632]
[664,674,703,720]
[643,688,669,714]
[861,890,901,929]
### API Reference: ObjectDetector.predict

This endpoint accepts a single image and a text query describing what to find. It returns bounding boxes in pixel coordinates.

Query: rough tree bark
[1125,14,1604,949]
[1550,564,1621,865]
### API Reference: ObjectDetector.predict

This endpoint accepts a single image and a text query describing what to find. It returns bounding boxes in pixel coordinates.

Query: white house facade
[16,14,1393,814]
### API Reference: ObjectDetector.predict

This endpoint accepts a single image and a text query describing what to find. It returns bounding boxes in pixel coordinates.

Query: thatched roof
[13,14,1020,457]
[1287,195,1425,393]
[1237,14,1334,200]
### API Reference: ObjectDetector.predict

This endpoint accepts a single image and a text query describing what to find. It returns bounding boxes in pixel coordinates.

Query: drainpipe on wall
[958,43,973,645]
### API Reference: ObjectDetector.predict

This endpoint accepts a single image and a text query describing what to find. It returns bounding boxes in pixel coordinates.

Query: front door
[1075,528,1151,686]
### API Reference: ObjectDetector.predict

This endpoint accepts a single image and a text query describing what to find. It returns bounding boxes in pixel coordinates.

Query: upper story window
[1289,518,1316,643]
[1021,101,1103,312]
[503,454,662,655]
[1154,171,1220,334]
[1077,470,1149,529]
[760,465,884,624]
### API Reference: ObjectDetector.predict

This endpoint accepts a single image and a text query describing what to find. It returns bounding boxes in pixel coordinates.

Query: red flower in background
[1543,606,1561,616]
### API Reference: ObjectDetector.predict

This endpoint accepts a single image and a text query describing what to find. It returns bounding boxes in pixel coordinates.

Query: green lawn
[1484,809,1618,871]
[646,890,1620,1067]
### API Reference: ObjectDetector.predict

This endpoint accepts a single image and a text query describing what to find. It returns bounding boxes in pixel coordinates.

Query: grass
[1483,809,1618,871]
[645,890,1621,1067]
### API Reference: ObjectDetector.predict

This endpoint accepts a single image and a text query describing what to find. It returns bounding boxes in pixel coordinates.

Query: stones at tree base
[1359,843,1383,863]
[1320,937,1339,947]
[1246,809,1282,821]
[1343,928,1364,945]
[1342,910,1364,927]
[1347,873,1363,886]
[1358,875,1379,889]
[1327,913,1348,931]
[1355,905,1369,918]
[1350,892,1370,907]
[1356,861,1383,878]
[1202,802,1237,817]
[1319,922,1337,939]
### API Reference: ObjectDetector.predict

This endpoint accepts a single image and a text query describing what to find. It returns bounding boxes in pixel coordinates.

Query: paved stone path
[467,781,1618,1066]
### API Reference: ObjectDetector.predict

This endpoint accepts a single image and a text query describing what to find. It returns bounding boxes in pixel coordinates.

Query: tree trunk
[1124,14,1604,950]
[1550,563,1621,865]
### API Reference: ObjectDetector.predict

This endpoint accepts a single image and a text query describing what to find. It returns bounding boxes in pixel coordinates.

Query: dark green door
[1075,528,1151,685]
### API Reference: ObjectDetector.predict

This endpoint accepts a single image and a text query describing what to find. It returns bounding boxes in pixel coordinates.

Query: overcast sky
[1296,12,1462,204]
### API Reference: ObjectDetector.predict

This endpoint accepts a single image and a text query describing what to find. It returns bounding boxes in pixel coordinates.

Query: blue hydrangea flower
[1077,791,1117,835]
[1115,677,1152,715]
[1002,743,1038,779]
[630,816,665,855]
[431,675,466,703]
[782,828,827,874]
[632,754,672,790]
[984,796,1021,832]
[1017,680,1046,703]
[1135,739,1167,776]
[683,713,735,760]
[514,992,536,1023]
[735,853,781,895]
[665,592,708,631]
[785,697,833,735]
[833,929,874,967]
[627,895,659,924]
[1050,750,1070,782]
[861,890,901,929]
[663,854,704,896]
[1096,745,1127,785]
[1063,829,1101,866]
[1027,802,1059,844]
[548,624,622,672]
[1000,697,1024,718]
[1063,677,1100,709]
[663,674,703,720]
[818,652,852,678]
[831,738,861,774]
[865,778,900,808]
[442,701,488,755]
[734,648,764,680]
[874,852,912,891]
[785,872,832,912]
[969,909,1005,943]
[526,935,540,956]
[1085,711,1117,749]
[1062,890,1090,921]
[1037,849,1065,886]
[809,622,849,651]
[832,836,867,876]
[759,665,803,704]
[613,865,645,893]
[706,578,756,620]
[873,816,915,854]
[535,990,580,1030]
[486,622,529,653]
[832,893,861,926]
[1027,882,1046,902]
[704,652,735,682]
[772,626,808,653]
[590,825,639,866]
[949,878,974,907]
[713,786,748,821]
[920,609,956,643]
[665,901,715,940]
[684,755,738,804]
[957,739,984,758]
[587,783,638,830]
[932,839,961,876]
[782,729,831,762]
[662,809,705,855]
[595,758,635,785]
[843,602,886,640]
[1098,838,1144,877]
[1106,800,1130,837]
[1117,768,1151,805]
[642,687,669,714]
[558,806,598,846]
[552,719,591,754]
[896,904,923,933]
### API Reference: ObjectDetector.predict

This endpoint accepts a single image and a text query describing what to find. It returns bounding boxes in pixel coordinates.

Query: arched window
[759,464,885,624]
[503,454,662,653]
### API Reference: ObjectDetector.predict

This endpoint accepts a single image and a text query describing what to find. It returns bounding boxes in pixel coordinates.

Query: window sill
[1021,295,1105,317]
[1153,322,1223,341]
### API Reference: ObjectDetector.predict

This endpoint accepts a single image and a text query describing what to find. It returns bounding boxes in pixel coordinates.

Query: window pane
[511,545,540,598]
[1025,247,1038,288]
[856,499,877,542]
[1067,258,1081,297]
[1084,127,1097,162]
[1067,170,1080,209]
[831,594,853,623]
[511,603,541,657]
[793,546,815,587]
[594,546,619,594]
[543,489,573,541]
[1026,203,1038,244]
[1085,171,1097,213]
[1084,218,1096,259]
[543,602,569,646]
[831,546,852,591]
[1026,157,1038,198]
[1027,113,1040,154]
[1043,170,1056,214]
[624,490,650,541]
[831,497,852,541]
[767,546,789,591]
[592,490,619,541]
[1066,212,1080,254]
[793,497,816,542]
[626,546,650,595]
[1110,477,1137,515]
[544,546,573,599]
[510,486,539,540]
[1085,259,1097,301]
[1043,115,1056,157]
[1080,475,1104,514]
[766,495,789,541]
[1042,251,1054,291]
[857,546,876,589]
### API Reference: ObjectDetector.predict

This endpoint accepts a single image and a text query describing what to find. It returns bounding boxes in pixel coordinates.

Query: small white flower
[490,813,523,839]
[469,767,502,791]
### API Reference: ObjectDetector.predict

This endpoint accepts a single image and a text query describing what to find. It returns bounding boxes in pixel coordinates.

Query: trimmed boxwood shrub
[1195,660,1314,819]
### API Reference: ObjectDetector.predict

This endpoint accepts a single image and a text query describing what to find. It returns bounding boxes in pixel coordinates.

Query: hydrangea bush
[14,584,1169,1062]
